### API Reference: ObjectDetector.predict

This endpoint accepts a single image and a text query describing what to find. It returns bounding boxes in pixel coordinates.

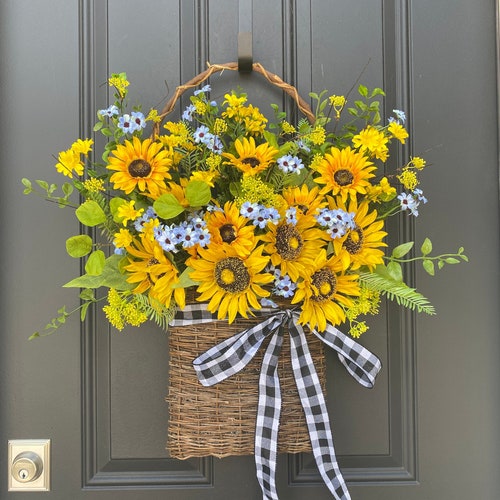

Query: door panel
[1,0,498,499]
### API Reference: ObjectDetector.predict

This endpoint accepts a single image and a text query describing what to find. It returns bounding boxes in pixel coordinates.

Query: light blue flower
[389,109,406,124]
[240,201,260,219]
[98,105,119,118]
[277,155,304,174]
[182,104,196,121]
[273,273,297,298]
[285,207,298,225]
[118,114,137,134]
[398,192,419,216]
[131,111,146,130]
[194,84,211,96]
[193,126,211,143]
[261,297,279,308]
[205,135,223,154]
[413,188,428,204]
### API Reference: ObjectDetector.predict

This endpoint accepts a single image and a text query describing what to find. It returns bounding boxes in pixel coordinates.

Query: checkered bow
[170,305,382,500]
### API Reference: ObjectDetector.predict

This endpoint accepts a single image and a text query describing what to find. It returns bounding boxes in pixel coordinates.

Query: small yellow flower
[388,122,409,144]
[108,74,129,98]
[193,98,207,114]
[117,200,144,226]
[113,228,133,248]
[213,118,228,135]
[72,138,94,155]
[281,121,296,134]
[366,177,397,203]
[411,156,427,170]
[206,153,222,170]
[352,126,389,162]
[307,126,326,145]
[397,167,419,190]
[83,177,105,193]
[190,170,219,187]
[329,95,346,119]
[223,92,247,108]
[146,109,162,123]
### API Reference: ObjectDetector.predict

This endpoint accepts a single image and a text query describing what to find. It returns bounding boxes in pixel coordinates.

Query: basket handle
[152,61,315,137]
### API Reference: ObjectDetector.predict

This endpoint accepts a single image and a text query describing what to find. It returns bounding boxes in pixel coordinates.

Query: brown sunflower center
[128,159,152,178]
[334,168,354,186]
[311,268,337,301]
[219,224,237,244]
[275,224,303,260]
[343,227,364,254]
[215,257,250,293]
[241,157,260,168]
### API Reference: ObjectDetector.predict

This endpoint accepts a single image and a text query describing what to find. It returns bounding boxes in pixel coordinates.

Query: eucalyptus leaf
[423,259,435,276]
[85,250,106,275]
[66,235,93,258]
[75,200,106,227]
[153,193,185,219]
[387,261,403,282]
[185,180,211,207]
[421,237,433,256]
[391,241,414,259]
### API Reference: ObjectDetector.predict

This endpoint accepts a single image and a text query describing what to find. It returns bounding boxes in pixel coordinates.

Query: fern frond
[359,271,436,315]
[134,294,176,330]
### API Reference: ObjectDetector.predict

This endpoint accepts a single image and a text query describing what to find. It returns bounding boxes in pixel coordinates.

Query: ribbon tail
[288,321,351,500]
[255,327,284,500]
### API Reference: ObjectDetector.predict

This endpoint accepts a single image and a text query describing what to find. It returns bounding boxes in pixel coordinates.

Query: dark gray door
[1,1,499,499]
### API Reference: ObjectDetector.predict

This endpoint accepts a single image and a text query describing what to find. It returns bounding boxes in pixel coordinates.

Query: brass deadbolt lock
[11,451,44,483]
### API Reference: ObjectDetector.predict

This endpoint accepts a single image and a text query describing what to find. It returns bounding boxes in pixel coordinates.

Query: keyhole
[18,469,29,480]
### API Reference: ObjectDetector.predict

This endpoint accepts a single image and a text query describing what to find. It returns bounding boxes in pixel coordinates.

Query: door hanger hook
[238,0,253,72]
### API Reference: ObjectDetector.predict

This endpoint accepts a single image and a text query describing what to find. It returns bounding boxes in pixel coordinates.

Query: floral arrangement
[23,71,467,338]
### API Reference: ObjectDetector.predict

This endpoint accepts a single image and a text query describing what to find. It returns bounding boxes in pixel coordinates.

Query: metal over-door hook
[238,0,253,72]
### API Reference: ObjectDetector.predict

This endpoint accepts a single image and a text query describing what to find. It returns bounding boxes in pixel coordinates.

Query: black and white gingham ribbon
[170,305,382,500]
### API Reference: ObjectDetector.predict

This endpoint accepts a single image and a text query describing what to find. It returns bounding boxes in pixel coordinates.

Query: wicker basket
[161,62,324,459]
[166,314,325,459]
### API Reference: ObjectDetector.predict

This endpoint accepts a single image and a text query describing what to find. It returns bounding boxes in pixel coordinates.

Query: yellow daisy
[125,231,185,309]
[187,243,273,323]
[261,212,326,282]
[107,136,172,198]
[314,146,376,202]
[222,136,278,176]
[205,202,257,257]
[292,249,360,332]
[331,198,387,270]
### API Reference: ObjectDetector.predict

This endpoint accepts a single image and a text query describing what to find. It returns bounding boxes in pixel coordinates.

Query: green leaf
[75,200,106,227]
[421,237,433,256]
[423,259,435,276]
[153,193,185,219]
[263,130,279,149]
[63,274,104,289]
[172,266,198,289]
[85,250,106,275]
[100,254,134,290]
[66,235,93,257]
[110,197,127,223]
[22,178,33,194]
[444,257,460,264]
[358,84,368,97]
[185,180,211,207]
[391,241,414,259]
[93,120,103,131]
[79,289,95,301]
[61,182,74,196]
[36,180,49,191]
[387,261,403,282]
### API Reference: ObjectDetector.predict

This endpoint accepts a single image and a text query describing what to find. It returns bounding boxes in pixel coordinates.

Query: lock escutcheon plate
[8,439,50,491]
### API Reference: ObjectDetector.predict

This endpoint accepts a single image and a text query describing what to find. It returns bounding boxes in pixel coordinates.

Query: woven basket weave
[162,62,323,459]
[166,314,325,459]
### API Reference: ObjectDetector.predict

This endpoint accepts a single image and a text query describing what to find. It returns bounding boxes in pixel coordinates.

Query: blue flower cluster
[193,125,224,154]
[397,188,427,217]
[154,213,211,252]
[273,270,297,298]
[240,202,280,228]
[98,105,146,135]
[314,208,356,239]
[277,154,304,175]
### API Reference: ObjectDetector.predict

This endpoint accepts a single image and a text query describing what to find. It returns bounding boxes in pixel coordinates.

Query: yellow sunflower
[261,212,326,282]
[206,202,256,257]
[124,231,185,309]
[282,184,326,216]
[331,198,387,270]
[107,136,172,198]
[314,146,376,202]
[187,243,273,323]
[222,136,278,176]
[292,249,360,332]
